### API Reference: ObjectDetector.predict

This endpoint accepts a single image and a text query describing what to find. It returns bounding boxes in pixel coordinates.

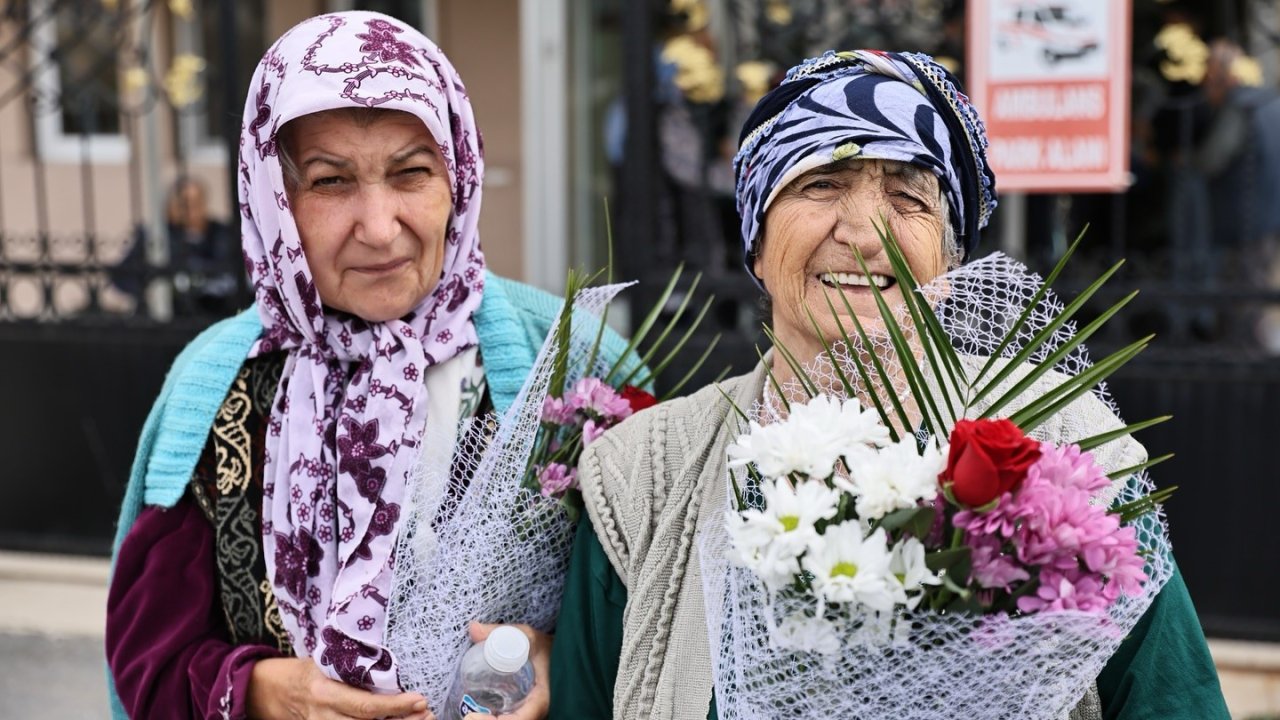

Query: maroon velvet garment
[106,497,280,718]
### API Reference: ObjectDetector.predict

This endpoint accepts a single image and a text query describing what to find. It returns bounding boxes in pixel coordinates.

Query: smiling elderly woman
[548,51,1228,720]
[104,12,629,720]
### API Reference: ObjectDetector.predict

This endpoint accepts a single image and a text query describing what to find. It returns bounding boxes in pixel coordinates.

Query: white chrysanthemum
[727,524,803,590]
[771,613,841,655]
[889,537,941,609]
[728,395,890,479]
[802,523,897,611]
[726,479,840,589]
[836,437,946,521]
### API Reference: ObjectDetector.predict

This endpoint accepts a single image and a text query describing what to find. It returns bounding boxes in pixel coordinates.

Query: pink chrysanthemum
[1017,568,1111,613]
[542,396,577,426]
[1026,442,1111,495]
[582,418,607,447]
[566,377,633,422]
[956,441,1148,613]
[968,533,1030,590]
[538,463,578,497]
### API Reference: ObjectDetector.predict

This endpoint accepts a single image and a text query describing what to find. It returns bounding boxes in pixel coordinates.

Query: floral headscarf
[734,50,997,278]
[239,11,485,689]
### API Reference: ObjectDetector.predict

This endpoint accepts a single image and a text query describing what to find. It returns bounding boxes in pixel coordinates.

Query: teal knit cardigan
[108,272,635,718]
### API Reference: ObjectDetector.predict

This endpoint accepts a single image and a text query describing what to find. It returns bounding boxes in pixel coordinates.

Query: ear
[751,246,766,287]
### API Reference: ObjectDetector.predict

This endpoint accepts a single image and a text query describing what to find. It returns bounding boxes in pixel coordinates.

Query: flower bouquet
[386,265,716,705]
[700,228,1175,720]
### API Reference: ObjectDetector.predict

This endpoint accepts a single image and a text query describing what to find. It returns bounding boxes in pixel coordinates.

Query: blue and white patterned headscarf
[734,50,997,277]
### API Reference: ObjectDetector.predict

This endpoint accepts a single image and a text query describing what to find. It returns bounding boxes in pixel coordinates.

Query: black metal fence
[0,0,255,551]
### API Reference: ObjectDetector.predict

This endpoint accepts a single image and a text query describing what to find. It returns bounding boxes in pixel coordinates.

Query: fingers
[468,620,497,643]
[313,676,428,719]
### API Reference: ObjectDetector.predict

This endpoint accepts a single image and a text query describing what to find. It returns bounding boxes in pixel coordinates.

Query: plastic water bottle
[444,625,535,718]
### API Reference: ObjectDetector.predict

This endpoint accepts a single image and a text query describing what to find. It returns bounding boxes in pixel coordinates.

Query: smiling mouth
[818,271,896,291]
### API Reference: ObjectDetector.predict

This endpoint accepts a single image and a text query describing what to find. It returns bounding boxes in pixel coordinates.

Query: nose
[353,184,401,248]
[831,191,885,259]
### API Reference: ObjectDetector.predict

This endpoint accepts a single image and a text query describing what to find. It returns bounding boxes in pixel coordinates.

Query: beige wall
[437,0,524,280]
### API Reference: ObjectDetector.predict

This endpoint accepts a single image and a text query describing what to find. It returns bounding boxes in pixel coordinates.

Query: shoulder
[577,371,759,580]
[476,272,638,386]
[138,309,262,504]
[169,308,263,379]
[481,273,563,324]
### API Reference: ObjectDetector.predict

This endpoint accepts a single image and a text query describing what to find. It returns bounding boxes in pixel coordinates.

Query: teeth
[820,272,893,289]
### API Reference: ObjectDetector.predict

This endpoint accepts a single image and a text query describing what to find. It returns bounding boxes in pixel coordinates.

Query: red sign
[968,0,1131,191]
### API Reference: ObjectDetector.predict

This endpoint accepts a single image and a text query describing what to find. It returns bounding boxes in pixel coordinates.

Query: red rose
[621,385,658,413]
[939,419,1041,507]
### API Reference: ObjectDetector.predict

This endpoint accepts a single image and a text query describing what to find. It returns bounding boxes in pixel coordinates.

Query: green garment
[549,521,1230,720]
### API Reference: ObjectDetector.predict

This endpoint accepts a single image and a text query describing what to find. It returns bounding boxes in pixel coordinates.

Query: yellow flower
[1155,23,1208,84]
[765,0,792,25]
[661,35,725,104]
[169,0,193,19]
[735,60,774,105]
[164,53,206,107]
[122,66,149,94]
[669,0,708,32]
[1230,55,1264,87]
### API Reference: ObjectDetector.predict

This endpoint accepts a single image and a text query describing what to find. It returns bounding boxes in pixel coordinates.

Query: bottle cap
[483,626,530,674]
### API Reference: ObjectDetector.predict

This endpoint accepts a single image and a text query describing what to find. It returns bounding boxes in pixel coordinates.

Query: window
[29,0,129,162]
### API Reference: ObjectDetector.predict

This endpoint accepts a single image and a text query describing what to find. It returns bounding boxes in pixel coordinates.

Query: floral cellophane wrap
[698,254,1172,720]
[386,283,630,709]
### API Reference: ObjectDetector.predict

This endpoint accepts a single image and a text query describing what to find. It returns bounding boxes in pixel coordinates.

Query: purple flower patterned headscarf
[239,11,485,690]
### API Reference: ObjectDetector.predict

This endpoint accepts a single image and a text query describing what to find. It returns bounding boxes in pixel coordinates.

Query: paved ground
[0,549,1277,719]
[0,632,110,719]
[0,551,111,719]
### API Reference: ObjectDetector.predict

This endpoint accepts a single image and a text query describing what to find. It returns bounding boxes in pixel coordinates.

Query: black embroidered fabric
[189,353,293,654]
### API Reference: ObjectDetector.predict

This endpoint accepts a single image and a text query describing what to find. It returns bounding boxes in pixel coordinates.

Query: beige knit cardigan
[578,358,1146,720]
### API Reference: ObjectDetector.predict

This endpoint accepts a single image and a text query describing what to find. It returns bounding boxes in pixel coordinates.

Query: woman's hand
[465,622,552,720]
[247,657,433,720]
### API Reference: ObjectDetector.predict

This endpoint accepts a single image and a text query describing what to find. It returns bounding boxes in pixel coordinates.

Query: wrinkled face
[284,109,452,324]
[753,158,947,360]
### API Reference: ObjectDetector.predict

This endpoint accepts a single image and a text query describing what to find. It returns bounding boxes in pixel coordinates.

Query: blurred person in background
[111,176,239,316]
[1195,39,1280,352]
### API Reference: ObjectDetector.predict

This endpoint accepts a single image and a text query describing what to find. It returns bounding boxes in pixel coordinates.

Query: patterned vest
[188,352,492,654]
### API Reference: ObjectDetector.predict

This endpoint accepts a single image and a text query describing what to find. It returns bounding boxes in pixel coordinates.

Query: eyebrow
[299,144,437,172]
[888,165,938,194]
[391,144,436,164]
[301,154,352,171]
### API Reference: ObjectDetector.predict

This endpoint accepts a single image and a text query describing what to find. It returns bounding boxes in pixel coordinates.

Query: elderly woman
[549,51,1229,720]
[105,12,627,720]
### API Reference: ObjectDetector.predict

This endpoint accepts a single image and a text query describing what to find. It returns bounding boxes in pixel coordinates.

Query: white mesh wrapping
[701,254,1172,720]
[385,283,630,709]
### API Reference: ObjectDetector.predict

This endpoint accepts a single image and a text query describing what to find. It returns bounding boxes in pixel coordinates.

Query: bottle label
[459,693,491,716]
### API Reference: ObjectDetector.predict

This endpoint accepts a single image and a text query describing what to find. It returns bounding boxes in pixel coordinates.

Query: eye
[890,191,929,210]
[398,166,431,177]
[310,175,345,189]
[802,177,841,192]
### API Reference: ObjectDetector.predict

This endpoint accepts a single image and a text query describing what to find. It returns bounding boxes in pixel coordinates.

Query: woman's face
[753,158,947,360]
[284,110,452,323]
